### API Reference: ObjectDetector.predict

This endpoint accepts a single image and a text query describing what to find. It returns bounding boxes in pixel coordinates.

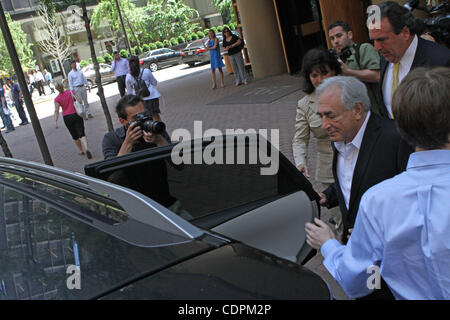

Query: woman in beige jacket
[292,48,342,234]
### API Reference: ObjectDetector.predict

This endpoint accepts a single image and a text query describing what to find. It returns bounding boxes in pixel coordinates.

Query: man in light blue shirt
[110,51,129,97]
[68,60,92,119]
[306,67,450,300]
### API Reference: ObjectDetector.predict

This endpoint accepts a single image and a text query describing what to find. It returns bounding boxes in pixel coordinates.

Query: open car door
[85,134,320,265]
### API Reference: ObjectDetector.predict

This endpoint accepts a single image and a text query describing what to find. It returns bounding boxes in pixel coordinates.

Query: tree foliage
[0,14,35,74]
[91,0,146,43]
[211,0,236,25]
[143,0,200,42]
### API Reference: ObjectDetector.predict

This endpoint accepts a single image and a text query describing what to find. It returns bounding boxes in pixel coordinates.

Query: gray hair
[316,76,371,112]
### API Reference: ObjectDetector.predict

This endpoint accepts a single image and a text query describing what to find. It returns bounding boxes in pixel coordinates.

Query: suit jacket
[379,38,450,118]
[323,113,413,243]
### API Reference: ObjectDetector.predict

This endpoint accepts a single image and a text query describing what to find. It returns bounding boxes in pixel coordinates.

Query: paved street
[1,63,350,299]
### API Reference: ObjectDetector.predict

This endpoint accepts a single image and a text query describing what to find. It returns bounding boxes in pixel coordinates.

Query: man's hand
[143,131,168,146]
[297,164,310,179]
[338,58,350,75]
[305,218,336,250]
[317,192,328,207]
[118,123,143,156]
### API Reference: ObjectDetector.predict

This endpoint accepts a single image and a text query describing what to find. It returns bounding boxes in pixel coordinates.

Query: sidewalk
[1,66,350,300]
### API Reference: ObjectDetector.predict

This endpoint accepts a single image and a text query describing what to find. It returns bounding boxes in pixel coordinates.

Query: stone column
[237,0,286,78]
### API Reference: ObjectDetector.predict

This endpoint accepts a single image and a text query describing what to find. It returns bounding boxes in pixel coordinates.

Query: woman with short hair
[54,82,92,159]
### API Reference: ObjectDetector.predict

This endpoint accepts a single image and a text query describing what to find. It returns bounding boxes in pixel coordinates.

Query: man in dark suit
[314,76,412,244]
[369,1,450,119]
[313,75,412,299]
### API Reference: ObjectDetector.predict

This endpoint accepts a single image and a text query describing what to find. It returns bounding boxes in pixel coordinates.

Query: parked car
[139,48,183,72]
[181,31,240,67]
[82,63,116,87]
[0,134,331,300]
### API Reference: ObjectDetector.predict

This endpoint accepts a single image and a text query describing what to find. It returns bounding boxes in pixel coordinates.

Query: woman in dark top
[222,27,248,86]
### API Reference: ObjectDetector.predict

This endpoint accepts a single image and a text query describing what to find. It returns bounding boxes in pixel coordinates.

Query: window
[0,170,210,300]
[95,139,303,224]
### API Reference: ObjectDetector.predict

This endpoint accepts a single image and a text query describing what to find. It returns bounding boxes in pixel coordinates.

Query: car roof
[0,157,204,247]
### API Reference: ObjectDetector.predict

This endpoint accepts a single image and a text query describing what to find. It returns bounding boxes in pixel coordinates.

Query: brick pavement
[1,67,350,299]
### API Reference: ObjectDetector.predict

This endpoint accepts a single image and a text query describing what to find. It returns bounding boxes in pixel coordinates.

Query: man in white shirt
[369,1,450,119]
[314,76,412,299]
[34,70,45,96]
[68,60,92,119]
[110,51,129,97]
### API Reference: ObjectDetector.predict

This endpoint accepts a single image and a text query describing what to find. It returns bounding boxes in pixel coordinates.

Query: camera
[128,113,166,135]
[329,46,353,63]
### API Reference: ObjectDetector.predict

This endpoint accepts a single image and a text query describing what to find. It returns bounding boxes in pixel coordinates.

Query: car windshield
[0,167,211,300]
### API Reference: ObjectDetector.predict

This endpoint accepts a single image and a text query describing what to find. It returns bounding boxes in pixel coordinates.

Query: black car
[0,135,331,300]
[139,48,183,72]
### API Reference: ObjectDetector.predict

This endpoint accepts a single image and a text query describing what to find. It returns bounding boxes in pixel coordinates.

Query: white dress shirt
[334,111,371,209]
[68,69,89,91]
[382,35,418,118]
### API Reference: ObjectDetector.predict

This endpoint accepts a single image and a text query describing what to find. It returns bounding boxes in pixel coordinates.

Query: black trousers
[14,100,28,124]
[117,75,126,97]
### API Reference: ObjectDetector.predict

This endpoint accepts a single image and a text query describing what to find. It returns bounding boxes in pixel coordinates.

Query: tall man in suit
[369,1,450,119]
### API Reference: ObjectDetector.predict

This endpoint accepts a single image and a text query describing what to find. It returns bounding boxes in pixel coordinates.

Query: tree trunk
[81,1,114,132]
[0,131,12,157]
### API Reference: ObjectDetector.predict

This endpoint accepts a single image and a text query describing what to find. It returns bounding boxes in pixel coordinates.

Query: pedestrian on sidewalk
[68,60,93,120]
[204,29,225,89]
[7,77,29,126]
[44,69,55,94]
[34,69,46,96]
[54,82,92,159]
[27,71,35,95]
[126,56,163,122]
[222,26,248,86]
[0,81,15,133]
[111,51,129,97]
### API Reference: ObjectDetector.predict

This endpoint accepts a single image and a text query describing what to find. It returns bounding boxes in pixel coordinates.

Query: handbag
[70,91,85,117]
[133,69,150,98]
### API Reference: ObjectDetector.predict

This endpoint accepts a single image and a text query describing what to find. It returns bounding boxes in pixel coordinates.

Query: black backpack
[133,69,150,98]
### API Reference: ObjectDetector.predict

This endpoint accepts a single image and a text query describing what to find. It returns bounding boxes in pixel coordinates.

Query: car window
[0,169,211,300]
[86,137,316,226]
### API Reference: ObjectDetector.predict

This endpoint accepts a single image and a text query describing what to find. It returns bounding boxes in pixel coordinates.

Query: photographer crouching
[328,21,384,115]
[102,94,169,159]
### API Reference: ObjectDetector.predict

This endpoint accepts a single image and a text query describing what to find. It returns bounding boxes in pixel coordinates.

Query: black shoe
[86,150,92,159]
[19,121,29,126]
[88,114,93,119]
